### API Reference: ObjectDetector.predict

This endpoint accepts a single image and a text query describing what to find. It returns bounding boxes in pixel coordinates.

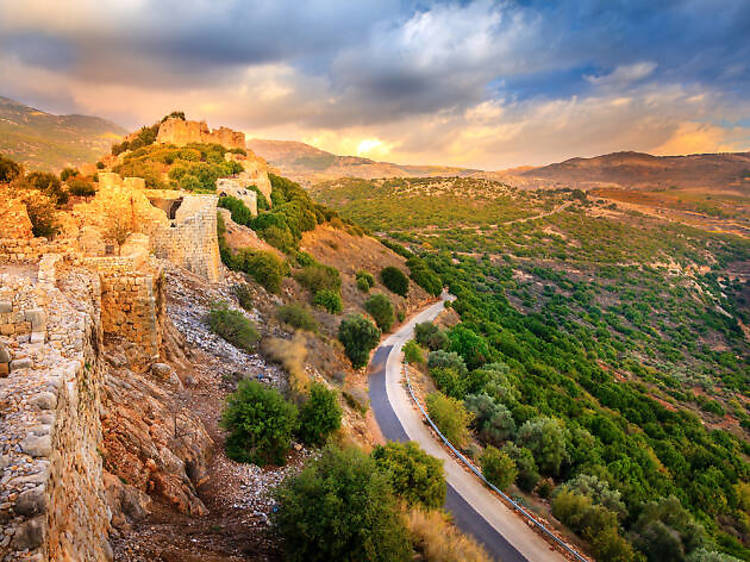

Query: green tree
[20,191,59,238]
[425,392,473,447]
[403,340,425,365]
[481,445,517,491]
[464,393,516,445]
[221,379,299,465]
[502,443,540,492]
[372,441,446,509]
[381,266,409,297]
[273,445,411,562]
[427,350,467,375]
[364,293,395,332]
[517,417,568,477]
[448,325,491,369]
[356,270,375,289]
[338,314,381,368]
[298,382,342,446]
[632,496,707,561]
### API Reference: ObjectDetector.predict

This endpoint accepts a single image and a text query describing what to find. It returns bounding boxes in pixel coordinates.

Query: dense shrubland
[309,176,750,560]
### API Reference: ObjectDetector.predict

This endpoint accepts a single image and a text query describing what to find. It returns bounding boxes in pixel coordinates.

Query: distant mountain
[0,96,126,171]
[521,150,750,191]
[247,138,478,185]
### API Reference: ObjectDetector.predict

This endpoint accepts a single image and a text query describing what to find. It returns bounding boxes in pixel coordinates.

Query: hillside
[521,150,750,192]
[311,174,750,560]
[247,138,477,185]
[0,96,126,171]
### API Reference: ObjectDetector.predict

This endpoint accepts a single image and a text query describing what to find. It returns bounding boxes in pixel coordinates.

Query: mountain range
[0,96,126,171]
[2,95,749,192]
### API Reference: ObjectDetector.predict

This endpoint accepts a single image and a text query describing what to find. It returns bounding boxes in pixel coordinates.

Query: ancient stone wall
[0,257,111,561]
[0,195,33,239]
[151,195,222,283]
[82,256,164,359]
[156,118,246,150]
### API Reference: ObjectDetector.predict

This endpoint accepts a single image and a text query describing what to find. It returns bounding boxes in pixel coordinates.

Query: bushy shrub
[632,495,707,561]
[407,256,442,296]
[356,270,375,289]
[297,382,342,446]
[464,393,516,445]
[233,284,253,311]
[356,276,370,292]
[222,379,298,465]
[67,178,96,196]
[219,195,252,225]
[381,266,409,297]
[294,263,341,294]
[277,303,318,332]
[372,441,446,509]
[427,350,467,375]
[448,324,491,370]
[481,446,517,491]
[25,171,67,205]
[425,392,473,448]
[430,367,465,399]
[19,191,59,238]
[364,293,395,332]
[179,174,201,191]
[60,167,79,182]
[249,185,270,210]
[403,340,425,365]
[207,303,259,352]
[517,417,568,477]
[313,289,342,314]
[0,153,21,182]
[338,314,381,368]
[273,445,410,562]
[501,443,540,492]
[261,224,296,253]
[415,322,450,351]
[236,249,287,294]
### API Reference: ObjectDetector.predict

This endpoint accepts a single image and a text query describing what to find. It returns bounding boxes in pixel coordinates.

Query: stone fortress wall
[0,255,111,561]
[0,167,227,560]
[155,118,273,204]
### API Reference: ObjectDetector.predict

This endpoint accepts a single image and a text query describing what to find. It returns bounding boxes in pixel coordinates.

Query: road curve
[368,296,566,562]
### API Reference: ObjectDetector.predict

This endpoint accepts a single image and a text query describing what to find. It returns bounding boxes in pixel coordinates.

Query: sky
[1,0,749,170]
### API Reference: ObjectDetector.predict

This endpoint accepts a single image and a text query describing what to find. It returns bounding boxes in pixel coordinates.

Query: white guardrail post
[401,361,588,562]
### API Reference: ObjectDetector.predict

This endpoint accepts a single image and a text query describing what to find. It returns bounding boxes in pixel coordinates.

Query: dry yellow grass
[406,508,492,562]
[262,332,309,395]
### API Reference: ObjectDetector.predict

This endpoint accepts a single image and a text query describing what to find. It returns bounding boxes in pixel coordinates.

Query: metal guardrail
[401,360,588,562]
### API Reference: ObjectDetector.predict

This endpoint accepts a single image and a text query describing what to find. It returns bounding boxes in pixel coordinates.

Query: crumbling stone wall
[83,257,164,359]
[0,195,33,239]
[156,118,246,150]
[216,178,258,216]
[0,258,111,561]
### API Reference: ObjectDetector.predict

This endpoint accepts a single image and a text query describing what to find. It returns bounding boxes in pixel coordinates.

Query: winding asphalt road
[368,295,565,562]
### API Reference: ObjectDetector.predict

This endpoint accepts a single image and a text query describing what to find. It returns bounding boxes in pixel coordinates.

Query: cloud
[585,62,658,87]
[0,0,748,168]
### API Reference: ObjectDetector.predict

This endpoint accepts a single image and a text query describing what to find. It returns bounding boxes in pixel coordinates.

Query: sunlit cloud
[0,0,748,169]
